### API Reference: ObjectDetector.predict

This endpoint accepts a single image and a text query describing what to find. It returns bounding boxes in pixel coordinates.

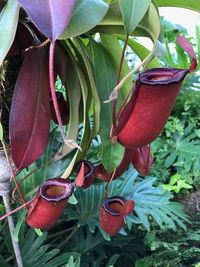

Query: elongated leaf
[100,34,131,97]
[119,0,151,34]
[53,43,81,160]
[0,122,3,141]
[155,0,200,12]
[0,0,20,67]
[60,0,108,38]
[62,47,91,178]
[18,0,76,41]
[74,38,100,138]
[10,48,50,170]
[92,40,124,172]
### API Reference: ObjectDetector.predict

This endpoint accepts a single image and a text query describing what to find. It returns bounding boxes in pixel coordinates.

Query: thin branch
[25,39,50,52]
[56,226,78,249]
[105,168,116,198]
[110,49,155,99]
[2,195,24,267]
[0,200,31,221]
[1,141,26,205]
[112,35,129,127]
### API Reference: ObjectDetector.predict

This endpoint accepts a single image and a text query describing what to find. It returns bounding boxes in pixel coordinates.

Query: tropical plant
[0,0,199,266]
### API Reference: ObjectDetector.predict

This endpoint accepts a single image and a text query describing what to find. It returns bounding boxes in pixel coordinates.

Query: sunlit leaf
[0,122,3,141]
[155,0,200,12]
[0,0,20,67]
[96,2,161,42]
[60,0,109,38]
[119,0,151,34]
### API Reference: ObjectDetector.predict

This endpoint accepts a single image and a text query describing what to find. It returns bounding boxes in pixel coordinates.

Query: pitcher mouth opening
[103,196,126,216]
[40,179,74,202]
[76,160,94,178]
[140,68,188,85]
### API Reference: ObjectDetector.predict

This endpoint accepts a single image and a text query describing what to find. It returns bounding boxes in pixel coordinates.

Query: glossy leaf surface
[60,0,108,38]
[92,40,124,172]
[119,0,151,34]
[155,0,200,12]
[17,0,76,41]
[10,48,50,170]
[0,0,20,66]
[97,2,160,42]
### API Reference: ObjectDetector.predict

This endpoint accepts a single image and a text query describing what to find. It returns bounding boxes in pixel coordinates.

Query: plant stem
[49,42,66,142]
[2,195,24,267]
[49,43,80,151]
[105,168,116,198]
[56,226,78,249]
[1,141,26,205]
[0,200,31,221]
[112,49,154,96]
[25,39,50,52]
[112,35,129,127]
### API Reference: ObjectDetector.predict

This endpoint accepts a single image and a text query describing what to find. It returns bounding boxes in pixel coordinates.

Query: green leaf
[65,256,81,267]
[91,40,124,172]
[119,0,151,34]
[62,47,91,177]
[162,123,200,175]
[34,228,43,237]
[74,38,100,138]
[68,194,78,205]
[121,167,189,231]
[96,2,161,42]
[54,43,81,160]
[0,0,20,67]
[0,122,3,141]
[106,254,120,267]
[20,229,79,267]
[13,209,26,242]
[60,0,108,38]
[154,0,200,12]
[120,36,161,69]
[100,34,132,97]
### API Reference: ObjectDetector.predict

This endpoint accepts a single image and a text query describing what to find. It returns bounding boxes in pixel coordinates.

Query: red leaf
[17,0,76,41]
[50,92,69,125]
[10,48,50,170]
[176,36,197,72]
[75,162,85,187]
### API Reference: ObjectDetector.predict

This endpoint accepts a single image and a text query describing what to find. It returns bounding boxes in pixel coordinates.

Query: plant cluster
[0,0,199,266]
